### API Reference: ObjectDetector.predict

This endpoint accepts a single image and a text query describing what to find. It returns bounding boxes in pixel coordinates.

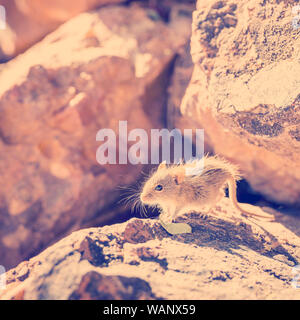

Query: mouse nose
[140,193,146,202]
[140,193,148,203]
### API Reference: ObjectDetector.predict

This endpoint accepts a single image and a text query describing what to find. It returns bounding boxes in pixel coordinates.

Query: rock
[166,40,214,152]
[69,272,158,300]
[166,2,215,153]
[0,0,125,60]
[178,0,300,206]
[167,41,193,130]
[123,219,156,244]
[0,0,199,61]
[0,4,191,269]
[1,198,300,300]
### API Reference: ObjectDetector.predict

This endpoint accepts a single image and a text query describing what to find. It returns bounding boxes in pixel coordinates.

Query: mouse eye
[155,185,163,191]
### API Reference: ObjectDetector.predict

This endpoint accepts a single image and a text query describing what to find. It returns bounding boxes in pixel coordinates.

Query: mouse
[139,155,275,227]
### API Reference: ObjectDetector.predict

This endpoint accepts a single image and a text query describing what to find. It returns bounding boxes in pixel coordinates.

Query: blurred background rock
[0,0,194,269]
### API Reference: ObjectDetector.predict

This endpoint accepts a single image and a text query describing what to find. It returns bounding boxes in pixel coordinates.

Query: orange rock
[0,0,125,60]
[179,0,300,206]
[0,3,191,269]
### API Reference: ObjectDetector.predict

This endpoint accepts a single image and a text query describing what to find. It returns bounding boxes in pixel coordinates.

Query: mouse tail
[227,177,274,221]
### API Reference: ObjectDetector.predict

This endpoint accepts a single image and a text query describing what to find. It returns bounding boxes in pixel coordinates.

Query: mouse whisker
[118,194,135,206]
[117,181,153,218]
[138,201,145,217]
[143,205,148,218]
[131,197,141,215]
[118,186,141,210]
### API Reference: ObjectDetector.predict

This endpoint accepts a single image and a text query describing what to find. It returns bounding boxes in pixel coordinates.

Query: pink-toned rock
[69,271,157,300]
[0,0,125,60]
[178,0,300,206]
[0,4,191,269]
[1,200,300,300]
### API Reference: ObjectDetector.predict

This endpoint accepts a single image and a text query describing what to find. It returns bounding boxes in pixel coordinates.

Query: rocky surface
[0,0,125,60]
[0,3,192,269]
[1,198,300,300]
[0,0,196,61]
[178,0,300,206]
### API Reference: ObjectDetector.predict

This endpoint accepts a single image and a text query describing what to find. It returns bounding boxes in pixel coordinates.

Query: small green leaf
[159,219,192,235]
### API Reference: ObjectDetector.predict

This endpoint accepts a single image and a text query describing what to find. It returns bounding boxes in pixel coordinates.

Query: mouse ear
[158,161,167,170]
[173,168,185,185]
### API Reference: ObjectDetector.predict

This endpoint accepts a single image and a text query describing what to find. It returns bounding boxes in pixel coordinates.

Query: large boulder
[177,0,300,206]
[0,4,191,269]
[1,199,300,299]
[0,0,196,60]
[0,0,125,60]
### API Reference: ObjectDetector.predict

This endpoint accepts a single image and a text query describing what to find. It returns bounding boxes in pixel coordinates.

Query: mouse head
[140,161,185,206]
